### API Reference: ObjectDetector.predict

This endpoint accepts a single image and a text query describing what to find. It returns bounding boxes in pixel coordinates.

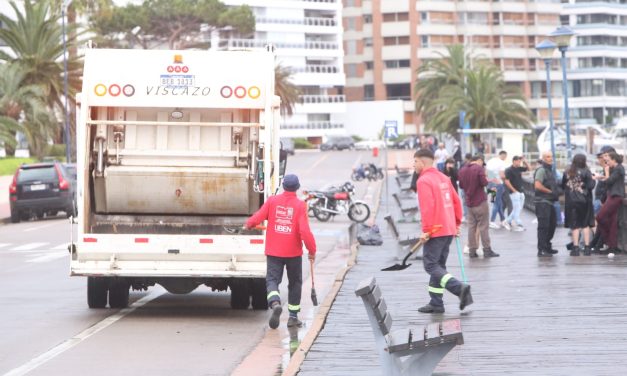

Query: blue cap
[282,174,300,192]
[597,145,615,156]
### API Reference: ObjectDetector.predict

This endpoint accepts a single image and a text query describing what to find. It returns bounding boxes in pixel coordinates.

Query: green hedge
[294,138,314,149]
[47,144,66,158]
[0,158,36,176]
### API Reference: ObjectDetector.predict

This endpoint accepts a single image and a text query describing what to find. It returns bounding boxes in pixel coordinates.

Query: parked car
[280,138,295,155]
[320,136,355,151]
[354,139,386,150]
[392,136,418,149]
[8,162,77,223]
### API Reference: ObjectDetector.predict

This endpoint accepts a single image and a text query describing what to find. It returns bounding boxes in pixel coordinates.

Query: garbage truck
[70,46,285,310]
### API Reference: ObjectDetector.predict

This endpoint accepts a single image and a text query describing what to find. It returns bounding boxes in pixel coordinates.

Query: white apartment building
[221,0,346,141]
[561,0,627,125]
[344,0,564,132]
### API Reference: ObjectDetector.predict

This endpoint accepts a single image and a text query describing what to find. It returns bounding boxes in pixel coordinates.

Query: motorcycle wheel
[376,170,384,180]
[348,203,370,223]
[351,172,363,182]
[314,207,332,222]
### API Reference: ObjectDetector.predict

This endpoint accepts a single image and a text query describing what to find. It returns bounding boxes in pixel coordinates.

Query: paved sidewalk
[297,173,627,375]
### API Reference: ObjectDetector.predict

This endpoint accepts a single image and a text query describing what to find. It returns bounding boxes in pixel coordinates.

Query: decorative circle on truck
[93,83,136,97]
[220,85,261,99]
[167,65,189,73]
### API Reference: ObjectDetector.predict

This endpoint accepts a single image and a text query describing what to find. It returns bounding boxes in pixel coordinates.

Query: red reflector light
[135,238,149,243]
[250,239,264,245]
[83,237,97,243]
[199,238,213,244]
[9,170,19,194]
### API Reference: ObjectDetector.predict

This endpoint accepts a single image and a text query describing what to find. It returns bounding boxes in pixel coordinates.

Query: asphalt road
[0,149,382,376]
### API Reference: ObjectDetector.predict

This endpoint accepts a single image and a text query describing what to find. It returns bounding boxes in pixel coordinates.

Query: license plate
[160,75,195,87]
[30,184,46,191]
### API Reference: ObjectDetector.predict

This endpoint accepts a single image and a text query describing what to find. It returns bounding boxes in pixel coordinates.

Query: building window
[420,12,428,22]
[384,36,410,46]
[346,40,357,54]
[383,12,409,22]
[346,64,358,78]
[384,59,411,68]
[364,85,374,101]
[386,84,411,100]
[421,35,429,47]
[346,18,356,31]
[363,14,372,24]
[364,37,373,47]
[365,61,374,70]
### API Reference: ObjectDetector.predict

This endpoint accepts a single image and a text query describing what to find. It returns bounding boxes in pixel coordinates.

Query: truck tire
[10,209,19,223]
[230,280,251,310]
[87,277,108,308]
[250,278,268,310]
[109,280,130,309]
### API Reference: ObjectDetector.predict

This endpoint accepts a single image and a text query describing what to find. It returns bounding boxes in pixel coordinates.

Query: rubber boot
[459,284,474,310]
[418,304,444,314]
[268,302,282,329]
[287,316,303,328]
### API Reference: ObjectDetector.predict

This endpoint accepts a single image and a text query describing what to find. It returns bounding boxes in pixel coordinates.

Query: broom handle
[310,258,315,288]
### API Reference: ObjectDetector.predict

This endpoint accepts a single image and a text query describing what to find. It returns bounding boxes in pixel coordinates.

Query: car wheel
[36,212,44,220]
[332,145,339,151]
[10,209,20,224]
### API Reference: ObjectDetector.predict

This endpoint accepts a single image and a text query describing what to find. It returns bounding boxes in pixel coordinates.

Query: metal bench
[391,192,419,222]
[395,175,413,195]
[355,277,464,376]
[395,165,411,179]
[384,215,421,259]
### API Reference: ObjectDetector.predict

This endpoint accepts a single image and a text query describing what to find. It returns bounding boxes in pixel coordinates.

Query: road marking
[27,252,67,263]
[10,242,49,251]
[52,243,69,250]
[23,222,59,233]
[3,289,165,376]
[0,243,11,249]
[306,153,329,174]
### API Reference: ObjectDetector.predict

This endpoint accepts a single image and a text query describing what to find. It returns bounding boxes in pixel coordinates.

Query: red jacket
[246,191,317,258]
[416,167,463,238]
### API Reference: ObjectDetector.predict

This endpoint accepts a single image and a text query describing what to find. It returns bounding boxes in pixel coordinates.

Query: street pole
[544,59,557,174]
[559,47,572,161]
[61,2,71,163]
[385,144,388,214]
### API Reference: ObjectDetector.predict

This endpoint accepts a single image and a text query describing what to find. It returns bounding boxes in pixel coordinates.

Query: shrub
[294,138,314,149]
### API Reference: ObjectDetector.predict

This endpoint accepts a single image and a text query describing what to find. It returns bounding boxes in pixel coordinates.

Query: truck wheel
[250,278,268,310]
[230,280,251,310]
[87,277,108,308]
[10,209,19,223]
[109,280,130,309]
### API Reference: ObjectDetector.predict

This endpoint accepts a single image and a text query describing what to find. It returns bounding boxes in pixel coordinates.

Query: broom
[310,258,318,306]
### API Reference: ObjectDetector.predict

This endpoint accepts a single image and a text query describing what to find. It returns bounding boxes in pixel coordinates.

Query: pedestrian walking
[245,174,317,329]
[594,152,625,254]
[486,151,508,229]
[503,156,529,231]
[458,153,473,222]
[458,154,500,258]
[561,154,595,256]
[590,146,615,252]
[534,151,561,257]
[412,149,473,314]
[443,158,459,193]
[434,143,449,172]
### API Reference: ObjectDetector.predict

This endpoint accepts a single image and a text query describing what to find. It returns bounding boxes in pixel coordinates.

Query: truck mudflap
[70,233,266,277]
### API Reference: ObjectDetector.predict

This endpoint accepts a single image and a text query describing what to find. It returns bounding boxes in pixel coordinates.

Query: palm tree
[275,64,301,117]
[414,44,468,128]
[0,64,55,159]
[425,64,533,134]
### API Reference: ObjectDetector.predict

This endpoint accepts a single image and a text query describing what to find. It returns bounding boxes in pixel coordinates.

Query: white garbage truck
[71,46,285,310]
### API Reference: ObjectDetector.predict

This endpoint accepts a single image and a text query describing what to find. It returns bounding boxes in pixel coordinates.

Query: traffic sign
[384,120,398,139]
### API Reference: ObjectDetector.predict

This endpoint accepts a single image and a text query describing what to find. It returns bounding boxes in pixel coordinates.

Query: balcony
[223,0,340,11]
[281,121,344,130]
[296,95,346,114]
[255,16,340,34]
[227,39,342,57]
[292,65,345,86]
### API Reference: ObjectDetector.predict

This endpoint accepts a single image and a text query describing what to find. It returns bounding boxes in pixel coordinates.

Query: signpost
[383,121,398,213]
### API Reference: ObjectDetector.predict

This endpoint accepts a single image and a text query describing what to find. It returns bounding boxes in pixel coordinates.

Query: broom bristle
[311,290,318,306]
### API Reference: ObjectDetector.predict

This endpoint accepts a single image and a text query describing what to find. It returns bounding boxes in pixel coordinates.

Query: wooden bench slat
[354,277,376,297]
[387,329,412,353]
[363,285,383,307]
[373,297,387,322]
[378,312,393,335]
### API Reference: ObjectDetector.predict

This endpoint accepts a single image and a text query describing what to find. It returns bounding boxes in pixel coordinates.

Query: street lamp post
[61,1,71,164]
[536,39,558,173]
[550,26,575,161]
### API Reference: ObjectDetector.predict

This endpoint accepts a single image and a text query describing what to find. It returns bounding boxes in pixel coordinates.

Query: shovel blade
[380,263,412,272]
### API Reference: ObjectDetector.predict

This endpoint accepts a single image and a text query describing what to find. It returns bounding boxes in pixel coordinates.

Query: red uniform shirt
[416,167,463,238]
[246,191,317,258]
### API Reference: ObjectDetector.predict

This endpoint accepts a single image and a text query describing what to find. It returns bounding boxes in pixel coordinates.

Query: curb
[282,179,384,376]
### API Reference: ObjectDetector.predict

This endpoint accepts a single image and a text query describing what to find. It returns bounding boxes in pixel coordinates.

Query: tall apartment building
[560,0,627,125]
[343,0,563,133]
[221,0,346,141]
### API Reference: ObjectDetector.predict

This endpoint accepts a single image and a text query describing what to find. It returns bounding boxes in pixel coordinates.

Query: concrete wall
[339,100,404,140]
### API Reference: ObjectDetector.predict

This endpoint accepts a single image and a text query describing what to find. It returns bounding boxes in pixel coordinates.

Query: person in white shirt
[486,151,508,229]
[434,143,449,172]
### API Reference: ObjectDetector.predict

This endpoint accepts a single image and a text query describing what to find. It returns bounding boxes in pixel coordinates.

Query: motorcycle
[304,182,370,223]
[351,163,384,182]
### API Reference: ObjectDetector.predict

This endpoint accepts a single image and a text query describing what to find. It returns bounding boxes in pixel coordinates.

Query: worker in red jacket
[245,174,317,329]
[414,149,473,314]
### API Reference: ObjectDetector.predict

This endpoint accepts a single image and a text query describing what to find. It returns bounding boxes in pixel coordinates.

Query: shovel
[310,258,318,306]
[381,225,442,272]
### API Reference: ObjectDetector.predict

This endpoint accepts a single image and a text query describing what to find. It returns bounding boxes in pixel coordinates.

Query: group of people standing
[535,146,625,257]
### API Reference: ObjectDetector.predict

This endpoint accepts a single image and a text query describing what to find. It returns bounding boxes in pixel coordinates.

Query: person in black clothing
[534,151,561,257]
[503,156,529,231]
[594,152,626,253]
[589,146,614,252]
[561,154,595,256]
[443,158,459,192]
[452,141,462,169]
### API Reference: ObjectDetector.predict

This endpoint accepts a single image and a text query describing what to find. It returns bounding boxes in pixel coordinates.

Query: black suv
[320,136,354,151]
[9,162,77,223]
